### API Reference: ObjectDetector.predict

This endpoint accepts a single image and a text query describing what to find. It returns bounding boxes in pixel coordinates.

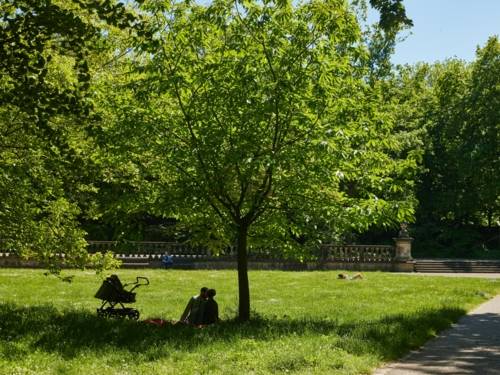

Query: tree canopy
[0,0,142,271]
[94,0,419,320]
[378,37,500,256]
[412,37,499,228]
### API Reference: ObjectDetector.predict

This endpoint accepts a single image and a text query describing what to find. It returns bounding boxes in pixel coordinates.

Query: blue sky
[386,0,500,65]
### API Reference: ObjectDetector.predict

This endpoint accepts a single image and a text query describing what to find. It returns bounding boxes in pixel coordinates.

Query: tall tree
[462,37,500,227]
[353,0,413,80]
[0,0,142,271]
[116,0,419,320]
[385,38,500,255]
[416,37,499,228]
[414,60,471,223]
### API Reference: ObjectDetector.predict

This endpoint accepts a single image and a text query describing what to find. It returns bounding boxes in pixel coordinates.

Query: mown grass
[0,269,498,374]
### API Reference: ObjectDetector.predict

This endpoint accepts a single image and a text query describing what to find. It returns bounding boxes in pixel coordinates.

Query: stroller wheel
[128,310,140,320]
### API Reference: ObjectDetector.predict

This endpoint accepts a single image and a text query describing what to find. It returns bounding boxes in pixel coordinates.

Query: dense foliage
[93,0,419,320]
[378,37,499,257]
[0,0,142,271]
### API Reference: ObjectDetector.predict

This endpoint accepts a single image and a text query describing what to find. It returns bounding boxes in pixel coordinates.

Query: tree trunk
[236,224,250,321]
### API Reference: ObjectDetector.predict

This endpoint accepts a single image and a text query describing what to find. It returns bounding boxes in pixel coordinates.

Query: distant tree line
[379,37,499,258]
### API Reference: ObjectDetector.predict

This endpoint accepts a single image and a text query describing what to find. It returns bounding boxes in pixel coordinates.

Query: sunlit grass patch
[0,269,498,374]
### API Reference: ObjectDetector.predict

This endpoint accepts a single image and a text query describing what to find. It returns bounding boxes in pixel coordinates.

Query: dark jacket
[202,298,219,324]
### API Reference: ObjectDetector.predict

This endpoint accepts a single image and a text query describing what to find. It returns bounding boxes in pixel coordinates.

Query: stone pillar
[393,223,413,260]
[392,223,415,272]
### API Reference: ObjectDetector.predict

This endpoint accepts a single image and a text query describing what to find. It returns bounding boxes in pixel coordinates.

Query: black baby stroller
[94,274,149,320]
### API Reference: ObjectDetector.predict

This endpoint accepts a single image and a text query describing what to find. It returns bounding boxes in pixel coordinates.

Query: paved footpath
[374,274,500,375]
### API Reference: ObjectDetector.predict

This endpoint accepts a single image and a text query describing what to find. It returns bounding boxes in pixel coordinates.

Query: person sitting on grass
[202,288,219,325]
[180,287,208,324]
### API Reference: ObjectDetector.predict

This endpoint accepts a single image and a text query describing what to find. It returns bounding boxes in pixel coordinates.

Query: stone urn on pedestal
[392,223,415,272]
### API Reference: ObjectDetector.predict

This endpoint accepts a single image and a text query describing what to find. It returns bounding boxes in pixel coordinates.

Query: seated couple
[179,287,219,325]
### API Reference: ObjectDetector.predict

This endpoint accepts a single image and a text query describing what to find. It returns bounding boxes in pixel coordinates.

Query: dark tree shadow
[0,302,466,362]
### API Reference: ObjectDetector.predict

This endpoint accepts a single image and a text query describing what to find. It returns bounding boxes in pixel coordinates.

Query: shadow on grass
[0,302,465,362]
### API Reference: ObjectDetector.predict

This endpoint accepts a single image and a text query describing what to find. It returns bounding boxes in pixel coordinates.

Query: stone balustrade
[321,244,394,263]
[2,240,396,262]
[87,242,396,262]
[1,238,414,271]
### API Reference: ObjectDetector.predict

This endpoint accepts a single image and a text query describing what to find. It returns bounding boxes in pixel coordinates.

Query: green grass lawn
[0,269,498,375]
